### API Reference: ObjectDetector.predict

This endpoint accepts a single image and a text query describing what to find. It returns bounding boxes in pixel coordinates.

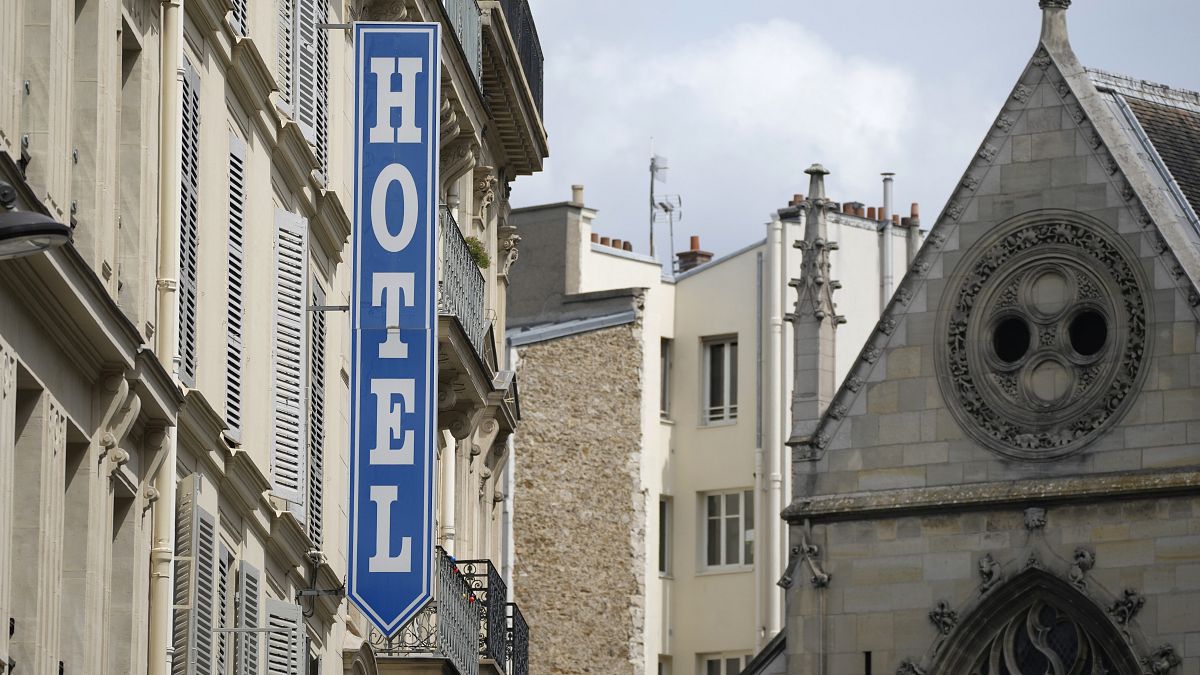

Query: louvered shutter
[179,57,202,388]
[226,134,248,441]
[276,0,294,115]
[313,0,329,179]
[264,599,304,675]
[307,284,326,548]
[231,0,248,36]
[235,561,261,675]
[171,475,218,675]
[216,545,234,673]
[272,209,308,511]
[293,0,319,144]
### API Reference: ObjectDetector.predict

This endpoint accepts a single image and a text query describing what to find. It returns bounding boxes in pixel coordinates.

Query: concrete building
[505,180,921,674]
[761,2,1200,674]
[0,0,545,674]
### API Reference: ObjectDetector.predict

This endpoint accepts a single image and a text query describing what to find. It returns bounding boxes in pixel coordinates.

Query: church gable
[788,17,1200,506]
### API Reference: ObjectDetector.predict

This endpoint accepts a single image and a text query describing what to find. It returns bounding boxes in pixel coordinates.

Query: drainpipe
[148,2,183,674]
[880,173,894,307]
[764,214,784,639]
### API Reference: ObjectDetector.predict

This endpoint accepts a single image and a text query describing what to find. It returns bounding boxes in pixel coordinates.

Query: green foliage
[465,236,490,269]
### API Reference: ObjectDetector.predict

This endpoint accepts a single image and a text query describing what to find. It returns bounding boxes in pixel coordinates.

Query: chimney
[612,238,623,249]
[867,207,877,221]
[600,236,611,246]
[571,184,585,205]
[1039,0,1071,50]
[676,235,713,272]
[881,172,895,223]
[622,241,633,252]
[590,233,599,243]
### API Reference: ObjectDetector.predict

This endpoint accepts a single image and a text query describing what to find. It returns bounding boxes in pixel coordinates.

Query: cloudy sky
[511,0,1200,259]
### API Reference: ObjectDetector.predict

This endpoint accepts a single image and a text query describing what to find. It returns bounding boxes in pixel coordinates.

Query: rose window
[936,216,1149,460]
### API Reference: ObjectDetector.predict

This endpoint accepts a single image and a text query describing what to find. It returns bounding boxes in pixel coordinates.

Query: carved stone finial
[1039,0,1070,9]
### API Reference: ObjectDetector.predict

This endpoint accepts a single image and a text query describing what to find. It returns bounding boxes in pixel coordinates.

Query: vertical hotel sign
[348,22,440,635]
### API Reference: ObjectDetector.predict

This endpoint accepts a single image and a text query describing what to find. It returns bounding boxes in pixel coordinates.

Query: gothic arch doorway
[929,569,1143,675]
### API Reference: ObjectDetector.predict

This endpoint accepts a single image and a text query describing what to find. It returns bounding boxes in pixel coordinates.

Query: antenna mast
[650,150,668,258]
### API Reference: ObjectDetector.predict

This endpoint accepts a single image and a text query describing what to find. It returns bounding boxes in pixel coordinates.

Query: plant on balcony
[465,236,490,269]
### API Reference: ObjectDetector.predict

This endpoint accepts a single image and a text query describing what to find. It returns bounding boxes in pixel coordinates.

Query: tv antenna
[649,149,668,258]
[655,195,683,272]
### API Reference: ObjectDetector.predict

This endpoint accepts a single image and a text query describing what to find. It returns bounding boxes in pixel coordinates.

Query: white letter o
[371,163,419,253]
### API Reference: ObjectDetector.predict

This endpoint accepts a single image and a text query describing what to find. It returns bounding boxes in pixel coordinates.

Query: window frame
[659,337,672,419]
[701,336,738,424]
[658,496,672,576]
[701,489,755,570]
[700,653,750,675]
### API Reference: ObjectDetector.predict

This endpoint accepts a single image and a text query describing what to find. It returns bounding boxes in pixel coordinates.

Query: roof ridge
[1086,67,1200,110]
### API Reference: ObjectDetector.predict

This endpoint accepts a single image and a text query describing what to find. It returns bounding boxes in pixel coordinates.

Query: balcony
[442,0,484,88]
[438,205,488,359]
[459,560,507,672]
[369,548,482,675]
[497,0,543,118]
[507,603,528,675]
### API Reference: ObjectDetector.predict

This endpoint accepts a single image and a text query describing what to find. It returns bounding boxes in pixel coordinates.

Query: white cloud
[513,19,922,256]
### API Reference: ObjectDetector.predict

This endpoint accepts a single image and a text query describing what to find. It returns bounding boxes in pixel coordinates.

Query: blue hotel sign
[348,22,441,635]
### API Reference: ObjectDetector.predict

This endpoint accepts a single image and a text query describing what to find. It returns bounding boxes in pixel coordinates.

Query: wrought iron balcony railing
[498,0,544,118]
[438,206,489,360]
[459,559,508,669]
[442,0,483,88]
[369,548,481,675]
[506,603,528,675]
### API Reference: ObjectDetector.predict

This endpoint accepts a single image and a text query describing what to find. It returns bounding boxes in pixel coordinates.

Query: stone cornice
[230,36,277,115]
[783,469,1200,523]
[224,450,274,539]
[178,389,231,473]
[268,509,313,581]
[313,189,352,265]
[186,0,231,36]
[133,349,184,424]
[273,116,320,209]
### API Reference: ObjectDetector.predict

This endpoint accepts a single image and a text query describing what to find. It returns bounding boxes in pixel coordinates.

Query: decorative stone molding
[473,166,497,224]
[928,602,958,635]
[1142,644,1181,675]
[1013,85,1032,103]
[935,214,1149,460]
[1039,0,1071,8]
[1068,547,1095,588]
[777,535,830,590]
[1107,588,1145,625]
[1023,507,1047,530]
[896,659,926,675]
[497,222,521,278]
[1032,48,1053,69]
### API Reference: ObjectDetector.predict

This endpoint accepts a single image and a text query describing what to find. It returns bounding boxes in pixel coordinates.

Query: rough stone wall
[514,323,646,675]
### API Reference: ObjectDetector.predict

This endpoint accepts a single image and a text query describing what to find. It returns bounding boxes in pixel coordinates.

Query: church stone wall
[786,495,1200,673]
[514,323,647,675]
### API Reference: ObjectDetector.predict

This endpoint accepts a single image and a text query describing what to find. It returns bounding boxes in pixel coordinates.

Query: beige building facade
[768,3,1200,674]
[506,181,921,674]
[0,0,545,674]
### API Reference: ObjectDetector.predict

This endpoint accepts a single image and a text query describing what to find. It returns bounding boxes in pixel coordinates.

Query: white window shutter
[293,0,319,144]
[272,209,308,512]
[231,0,248,36]
[307,284,326,548]
[216,544,234,672]
[265,598,304,675]
[314,0,329,179]
[276,0,294,115]
[179,57,202,389]
[225,134,248,441]
[171,474,218,675]
[236,561,261,675]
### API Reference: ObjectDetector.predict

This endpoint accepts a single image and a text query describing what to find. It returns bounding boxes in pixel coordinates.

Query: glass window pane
[744,491,754,530]
[706,660,721,675]
[725,493,739,516]
[729,341,738,407]
[709,344,725,410]
[725,511,739,564]
[744,491,755,564]
[660,339,670,414]
[707,495,720,518]
[707,511,720,566]
[726,658,740,675]
[658,500,668,573]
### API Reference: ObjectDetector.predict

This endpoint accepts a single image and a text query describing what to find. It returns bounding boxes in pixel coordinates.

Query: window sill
[700,418,738,429]
[659,415,675,425]
[694,564,754,577]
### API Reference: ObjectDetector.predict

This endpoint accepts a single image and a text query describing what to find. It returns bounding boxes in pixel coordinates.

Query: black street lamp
[0,180,71,261]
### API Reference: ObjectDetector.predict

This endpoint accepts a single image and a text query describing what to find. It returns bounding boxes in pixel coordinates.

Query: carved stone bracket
[497,222,521,278]
[1141,644,1181,675]
[1024,507,1047,531]
[778,533,830,589]
[473,166,497,225]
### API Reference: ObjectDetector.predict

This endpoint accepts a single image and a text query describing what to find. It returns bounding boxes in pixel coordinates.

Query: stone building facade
[511,304,648,675]
[767,2,1200,674]
[0,0,545,673]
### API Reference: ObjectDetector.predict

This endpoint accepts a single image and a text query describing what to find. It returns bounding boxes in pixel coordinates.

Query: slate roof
[1123,96,1200,218]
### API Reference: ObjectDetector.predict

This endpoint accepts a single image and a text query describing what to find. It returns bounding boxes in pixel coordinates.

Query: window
[276,0,330,176]
[658,497,672,575]
[659,338,672,417]
[704,490,754,568]
[703,337,737,422]
[702,653,749,675]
